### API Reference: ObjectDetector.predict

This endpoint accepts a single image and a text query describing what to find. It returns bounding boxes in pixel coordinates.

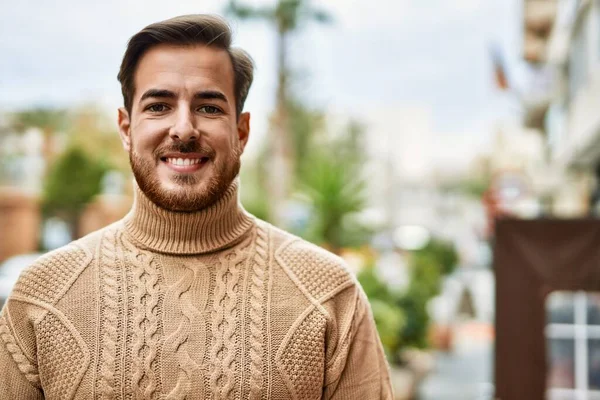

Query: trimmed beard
[129,142,241,212]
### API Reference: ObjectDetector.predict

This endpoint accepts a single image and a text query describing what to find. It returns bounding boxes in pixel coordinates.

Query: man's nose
[169,108,198,142]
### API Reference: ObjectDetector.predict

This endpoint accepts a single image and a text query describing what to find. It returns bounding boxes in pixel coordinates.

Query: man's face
[118,44,250,212]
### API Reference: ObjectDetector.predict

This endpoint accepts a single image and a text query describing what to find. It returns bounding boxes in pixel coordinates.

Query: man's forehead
[133,44,234,97]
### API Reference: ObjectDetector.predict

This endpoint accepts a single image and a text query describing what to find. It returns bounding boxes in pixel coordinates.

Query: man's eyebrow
[139,89,177,103]
[194,90,228,103]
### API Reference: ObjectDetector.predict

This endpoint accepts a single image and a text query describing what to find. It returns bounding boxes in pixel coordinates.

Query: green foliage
[357,265,405,362]
[287,99,325,177]
[227,0,334,222]
[43,146,109,232]
[296,122,370,252]
[65,107,129,174]
[357,240,458,360]
[409,254,443,299]
[454,177,490,199]
[239,158,270,221]
[371,299,405,359]
[416,238,459,276]
[298,150,365,248]
[10,108,68,134]
[397,238,459,349]
[397,285,431,349]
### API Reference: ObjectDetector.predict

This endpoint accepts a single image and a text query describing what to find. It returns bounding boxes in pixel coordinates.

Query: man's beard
[129,141,241,212]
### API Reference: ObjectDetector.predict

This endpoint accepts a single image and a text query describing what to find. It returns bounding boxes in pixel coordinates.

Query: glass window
[588,339,600,389]
[548,338,576,388]
[546,291,600,399]
[587,294,600,325]
[548,292,576,324]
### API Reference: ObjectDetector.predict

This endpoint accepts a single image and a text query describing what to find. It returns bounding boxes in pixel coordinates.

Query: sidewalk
[417,321,494,400]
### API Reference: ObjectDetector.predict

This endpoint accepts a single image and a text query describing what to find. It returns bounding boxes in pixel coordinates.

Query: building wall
[542,0,600,213]
[0,189,40,262]
[78,194,131,238]
[550,0,600,166]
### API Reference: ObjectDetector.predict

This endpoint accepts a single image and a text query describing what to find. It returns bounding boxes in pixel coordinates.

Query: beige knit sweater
[0,181,393,399]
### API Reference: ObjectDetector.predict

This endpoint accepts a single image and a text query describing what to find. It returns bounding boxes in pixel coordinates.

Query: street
[418,322,494,400]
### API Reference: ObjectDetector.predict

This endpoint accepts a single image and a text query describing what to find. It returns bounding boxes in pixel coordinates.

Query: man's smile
[160,153,210,173]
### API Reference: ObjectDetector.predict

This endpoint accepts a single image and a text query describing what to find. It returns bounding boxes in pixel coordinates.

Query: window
[546,291,600,400]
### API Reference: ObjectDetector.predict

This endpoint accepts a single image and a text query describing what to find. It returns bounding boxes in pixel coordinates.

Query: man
[0,15,393,399]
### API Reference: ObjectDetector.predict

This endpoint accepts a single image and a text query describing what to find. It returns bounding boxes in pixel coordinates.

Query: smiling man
[0,15,392,399]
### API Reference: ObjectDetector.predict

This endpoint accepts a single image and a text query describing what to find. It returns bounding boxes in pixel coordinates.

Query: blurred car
[0,253,43,310]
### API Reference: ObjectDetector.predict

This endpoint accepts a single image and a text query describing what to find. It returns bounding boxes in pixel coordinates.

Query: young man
[0,15,393,399]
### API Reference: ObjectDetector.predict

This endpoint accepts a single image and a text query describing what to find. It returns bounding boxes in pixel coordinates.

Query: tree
[9,108,68,135]
[357,264,405,363]
[297,121,369,254]
[9,108,69,168]
[226,0,331,224]
[65,106,129,174]
[42,146,109,237]
[415,239,459,277]
[398,239,459,348]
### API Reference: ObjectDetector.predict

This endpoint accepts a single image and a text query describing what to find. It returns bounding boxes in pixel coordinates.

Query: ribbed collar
[123,179,255,255]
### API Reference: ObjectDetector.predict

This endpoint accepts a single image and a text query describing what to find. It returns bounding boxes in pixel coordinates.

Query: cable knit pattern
[0,315,40,387]
[277,309,327,400]
[37,312,89,399]
[276,239,353,301]
[98,229,120,399]
[164,262,207,400]
[248,225,268,400]
[0,181,392,399]
[127,243,161,400]
[209,239,250,399]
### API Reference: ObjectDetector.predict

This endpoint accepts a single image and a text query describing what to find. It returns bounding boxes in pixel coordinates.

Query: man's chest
[36,242,328,400]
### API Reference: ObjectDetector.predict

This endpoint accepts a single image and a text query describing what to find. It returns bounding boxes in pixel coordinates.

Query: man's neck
[123,180,254,255]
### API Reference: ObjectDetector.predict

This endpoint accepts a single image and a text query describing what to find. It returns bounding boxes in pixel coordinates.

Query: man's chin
[148,177,229,212]
[131,153,228,212]
[160,179,204,193]
[152,191,213,212]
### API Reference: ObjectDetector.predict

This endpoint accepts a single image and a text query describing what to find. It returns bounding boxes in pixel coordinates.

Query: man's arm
[0,306,44,399]
[323,286,394,400]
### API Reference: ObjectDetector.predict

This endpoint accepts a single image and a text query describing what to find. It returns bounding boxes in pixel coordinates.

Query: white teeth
[166,157,202,166]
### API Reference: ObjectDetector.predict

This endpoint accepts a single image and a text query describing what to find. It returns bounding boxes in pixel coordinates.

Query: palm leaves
[226,0,331,33]
[226,0,332,223]
[297,122,369,253]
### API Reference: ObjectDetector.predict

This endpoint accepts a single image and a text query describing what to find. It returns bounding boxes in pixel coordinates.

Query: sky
[0,0,525,174]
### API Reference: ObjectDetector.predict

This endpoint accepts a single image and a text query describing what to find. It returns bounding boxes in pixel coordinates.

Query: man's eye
[146,104,169,113]
[198,105,221,114]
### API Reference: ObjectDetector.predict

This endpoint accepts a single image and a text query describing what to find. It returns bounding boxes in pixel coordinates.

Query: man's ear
[237,112,250,153]
[118,107,132,152]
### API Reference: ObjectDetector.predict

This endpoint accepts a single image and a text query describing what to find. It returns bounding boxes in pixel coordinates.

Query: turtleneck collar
[123,179,255,255]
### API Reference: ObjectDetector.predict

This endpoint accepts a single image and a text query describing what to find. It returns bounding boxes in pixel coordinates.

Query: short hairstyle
[117,14,254,118]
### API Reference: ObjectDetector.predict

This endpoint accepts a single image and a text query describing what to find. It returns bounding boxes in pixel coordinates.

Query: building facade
[525,0,600,215]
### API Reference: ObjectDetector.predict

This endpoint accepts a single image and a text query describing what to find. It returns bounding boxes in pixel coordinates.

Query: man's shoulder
[10,223,120,305]
[263,222,356,302]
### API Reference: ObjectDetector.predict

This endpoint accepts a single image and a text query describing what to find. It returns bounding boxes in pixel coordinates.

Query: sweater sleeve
[0,305,44,399]
[323,286,394,400]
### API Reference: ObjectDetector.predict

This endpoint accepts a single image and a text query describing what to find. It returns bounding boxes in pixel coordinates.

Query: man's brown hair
[117,14,254,118]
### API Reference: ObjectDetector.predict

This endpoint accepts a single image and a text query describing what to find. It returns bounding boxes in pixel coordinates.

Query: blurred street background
[2,0,600,398]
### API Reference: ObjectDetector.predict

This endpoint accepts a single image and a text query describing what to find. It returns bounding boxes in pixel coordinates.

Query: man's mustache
[157,142,216,158]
